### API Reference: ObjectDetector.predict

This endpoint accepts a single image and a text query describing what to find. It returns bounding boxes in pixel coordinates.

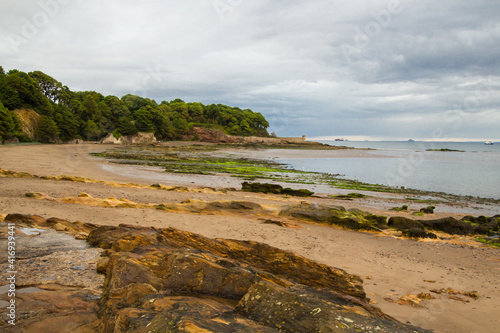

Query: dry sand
[0,144,499,332]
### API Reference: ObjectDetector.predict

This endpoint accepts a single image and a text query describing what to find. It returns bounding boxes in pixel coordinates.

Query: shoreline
[0,143,499,332]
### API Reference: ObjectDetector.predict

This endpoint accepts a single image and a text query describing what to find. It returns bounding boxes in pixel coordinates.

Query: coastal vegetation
[0,66,270,143]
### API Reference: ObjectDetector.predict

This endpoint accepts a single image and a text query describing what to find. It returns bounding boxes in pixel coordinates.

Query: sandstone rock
[4,214,97,238]
[235,282,431,332]
[0,217,431,332]
[88,225,365,299]
[14,108,42,140]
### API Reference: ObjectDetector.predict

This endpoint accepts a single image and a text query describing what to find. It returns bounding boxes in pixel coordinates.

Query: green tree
[187,102,204,122]
[170,100,189,119]
[83,93,99,120]
[151,108,174,140]
[83,120,101,141]
[29,71,65,103]
[134,106,155,132]
[53,105,79,141]
[5,70,54,116]
[240,119,251,135]
[0,101,20,142]
[117,117,137,136]
[37,116,59,143]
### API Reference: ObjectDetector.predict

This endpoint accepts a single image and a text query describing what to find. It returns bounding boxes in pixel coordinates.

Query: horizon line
[308,136,499,142]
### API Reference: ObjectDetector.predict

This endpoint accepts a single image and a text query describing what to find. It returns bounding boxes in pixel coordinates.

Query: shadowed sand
[0,143,499,332]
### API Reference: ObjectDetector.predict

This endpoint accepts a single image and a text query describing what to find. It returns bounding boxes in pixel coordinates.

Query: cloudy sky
[1,0,499,140]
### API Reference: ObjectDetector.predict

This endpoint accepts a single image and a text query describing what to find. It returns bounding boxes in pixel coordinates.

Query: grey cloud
[0,0,498,140]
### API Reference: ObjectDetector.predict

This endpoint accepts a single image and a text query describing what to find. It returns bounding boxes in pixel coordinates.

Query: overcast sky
[1,0,499,140]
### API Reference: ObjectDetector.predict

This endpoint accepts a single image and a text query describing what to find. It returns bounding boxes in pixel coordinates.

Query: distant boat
[485,141,494,145]
[334,138,344,141]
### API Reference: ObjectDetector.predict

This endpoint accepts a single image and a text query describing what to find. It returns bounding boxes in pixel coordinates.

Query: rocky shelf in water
[0,214,431,332]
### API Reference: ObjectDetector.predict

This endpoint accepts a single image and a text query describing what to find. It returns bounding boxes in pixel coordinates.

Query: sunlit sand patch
[0,168,226,194]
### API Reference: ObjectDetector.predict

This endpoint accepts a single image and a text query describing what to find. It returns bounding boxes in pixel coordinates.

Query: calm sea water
[278,141,500,199]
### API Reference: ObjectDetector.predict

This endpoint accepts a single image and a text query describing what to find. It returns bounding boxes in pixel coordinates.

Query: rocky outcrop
[13,108,42,140]
[90,224,430,333]
[189,126,324,146]
[388,215,500,238]
[280,201,388,231]
[242,181,314,197]
[100,132,157,145]
[189,126,241,143]
[1,215,431,332]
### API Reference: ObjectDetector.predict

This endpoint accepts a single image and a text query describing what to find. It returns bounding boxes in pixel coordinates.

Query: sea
[277,141,500,200]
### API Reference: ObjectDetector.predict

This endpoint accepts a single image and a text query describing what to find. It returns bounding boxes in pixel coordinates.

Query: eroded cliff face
[0,214,431,332]
[187,126,310,145]
[100,132,157,145]
[13,109,41,140]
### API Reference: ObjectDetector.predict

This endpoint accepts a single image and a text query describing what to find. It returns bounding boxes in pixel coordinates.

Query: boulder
[388,216,425,230]
[420,206,435,214]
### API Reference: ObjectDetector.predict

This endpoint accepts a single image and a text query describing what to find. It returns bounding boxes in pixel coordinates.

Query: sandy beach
[0,143,499,332]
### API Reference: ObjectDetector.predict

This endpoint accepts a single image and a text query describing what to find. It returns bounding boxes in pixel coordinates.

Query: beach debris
[430,288,479,300]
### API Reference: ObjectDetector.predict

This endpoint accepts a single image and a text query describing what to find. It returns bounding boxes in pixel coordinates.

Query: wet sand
[0,143,499,332]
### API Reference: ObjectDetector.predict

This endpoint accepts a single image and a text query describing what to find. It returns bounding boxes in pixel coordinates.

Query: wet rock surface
[0,214,432,332]
[0,215,103,331]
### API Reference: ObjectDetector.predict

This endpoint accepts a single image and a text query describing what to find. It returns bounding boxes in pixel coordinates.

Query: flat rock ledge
[1,214,430,332]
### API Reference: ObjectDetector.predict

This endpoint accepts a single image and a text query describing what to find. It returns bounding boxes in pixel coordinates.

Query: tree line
[0,66,270,143]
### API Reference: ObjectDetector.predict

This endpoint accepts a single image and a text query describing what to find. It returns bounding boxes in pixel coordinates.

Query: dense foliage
[0,66,270,143]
